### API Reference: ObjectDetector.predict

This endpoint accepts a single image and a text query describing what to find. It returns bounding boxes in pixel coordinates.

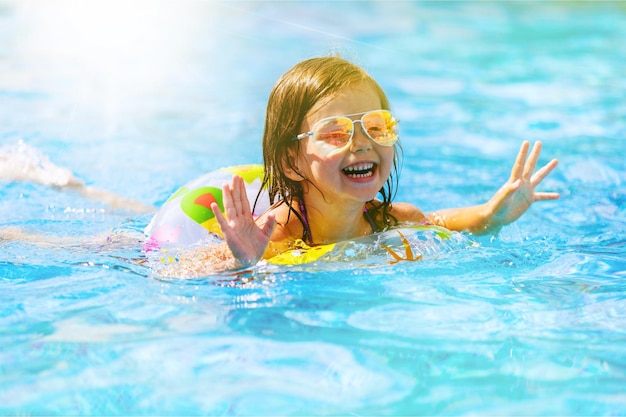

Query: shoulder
[255,201,306,258]
[257,201,304,243]
[389,202,427,224]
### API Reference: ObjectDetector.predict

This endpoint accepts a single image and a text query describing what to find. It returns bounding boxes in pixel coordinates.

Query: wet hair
[258,56,403,235]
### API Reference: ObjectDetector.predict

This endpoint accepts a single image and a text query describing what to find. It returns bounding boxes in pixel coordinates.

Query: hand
[211,175,276,269]
[486,141,559,230]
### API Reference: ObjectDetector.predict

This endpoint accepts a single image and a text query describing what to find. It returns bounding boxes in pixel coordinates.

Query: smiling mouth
[342,162,376,179]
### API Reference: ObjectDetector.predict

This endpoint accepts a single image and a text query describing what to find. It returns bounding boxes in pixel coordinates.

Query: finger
[522,141,542,180]
[228,176,242,216]
[233,175,251,217]
[510,141,530,181]
[491,179,521,207]
[531,158,558,186]
[211,202,230,233]
[260,213,277,238]
[221,182,237,222]
[534,192,560,201]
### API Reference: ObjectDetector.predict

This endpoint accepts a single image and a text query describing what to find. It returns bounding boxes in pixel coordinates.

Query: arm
[211,175,276,268]
[156,175,276,277]
[427,141,559,235]
[155,241,256,278]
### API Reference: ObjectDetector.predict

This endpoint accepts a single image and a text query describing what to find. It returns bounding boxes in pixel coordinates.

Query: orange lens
[363,110,398,146]
[313,117,353,147]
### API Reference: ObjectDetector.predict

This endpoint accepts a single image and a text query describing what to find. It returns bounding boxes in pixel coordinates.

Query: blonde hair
[258,56,402,234]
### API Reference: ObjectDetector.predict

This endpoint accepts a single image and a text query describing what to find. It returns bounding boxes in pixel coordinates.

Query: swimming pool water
[1,1,625,415]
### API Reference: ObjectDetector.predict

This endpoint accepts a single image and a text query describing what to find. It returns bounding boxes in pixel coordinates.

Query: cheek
[379,147,396,174]
[293,147,324,179]
[301,143,340,170]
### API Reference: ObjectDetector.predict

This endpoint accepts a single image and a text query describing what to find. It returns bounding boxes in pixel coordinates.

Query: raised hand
[486,141,559,229]
[211,175,276,268]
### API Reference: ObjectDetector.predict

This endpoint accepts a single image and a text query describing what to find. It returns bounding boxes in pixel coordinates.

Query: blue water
[1,1,625,415]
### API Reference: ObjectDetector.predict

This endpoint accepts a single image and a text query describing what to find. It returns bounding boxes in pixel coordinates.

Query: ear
[281,148,305,182]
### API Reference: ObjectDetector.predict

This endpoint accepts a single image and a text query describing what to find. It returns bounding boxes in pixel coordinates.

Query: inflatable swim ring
[146,165,457,266]
[264,225,453,266]
[144,164,269,249]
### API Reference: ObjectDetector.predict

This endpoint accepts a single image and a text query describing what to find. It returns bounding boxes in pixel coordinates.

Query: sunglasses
[293,109,399,154]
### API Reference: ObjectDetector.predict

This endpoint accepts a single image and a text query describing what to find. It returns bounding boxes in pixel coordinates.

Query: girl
[191,56,559,274]
[1,56,559,277]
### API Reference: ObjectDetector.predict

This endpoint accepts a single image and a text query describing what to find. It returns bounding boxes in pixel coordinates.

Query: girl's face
[291,83,396,207]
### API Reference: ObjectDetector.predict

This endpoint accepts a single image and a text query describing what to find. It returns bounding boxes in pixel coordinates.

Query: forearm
[428,141,559,235]
[155,243,252,278]
[428,203,499,235]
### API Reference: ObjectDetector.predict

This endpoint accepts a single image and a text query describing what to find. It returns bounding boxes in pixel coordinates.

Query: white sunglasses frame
[293,109,399,148]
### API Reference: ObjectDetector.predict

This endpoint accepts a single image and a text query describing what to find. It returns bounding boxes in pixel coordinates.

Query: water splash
[0,139,82,187]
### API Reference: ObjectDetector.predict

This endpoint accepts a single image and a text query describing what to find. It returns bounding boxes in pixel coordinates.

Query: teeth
[343,162,374,173]
[343,162,375,178]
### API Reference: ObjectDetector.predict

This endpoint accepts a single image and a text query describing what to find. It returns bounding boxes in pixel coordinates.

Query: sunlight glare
[15,0,215,118]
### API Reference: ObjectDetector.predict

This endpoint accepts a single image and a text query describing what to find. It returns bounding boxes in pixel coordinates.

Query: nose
[349,121,372,153]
